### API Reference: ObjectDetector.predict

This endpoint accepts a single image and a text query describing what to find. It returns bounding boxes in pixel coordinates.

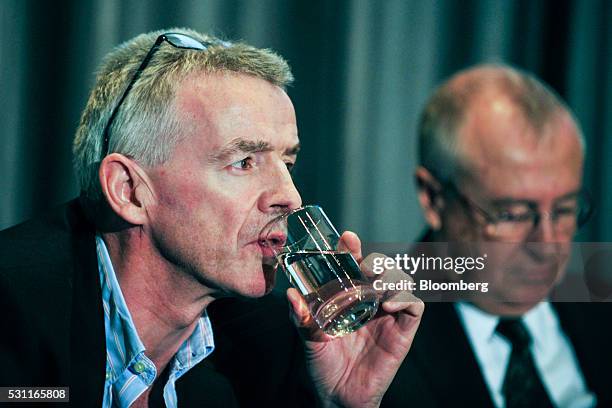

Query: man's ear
[415,166,444,231]
[99,153,155,225]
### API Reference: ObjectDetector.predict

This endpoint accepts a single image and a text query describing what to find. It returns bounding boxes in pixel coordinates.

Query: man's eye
[496,209,532,223]
[554,206,577,217]
[230,157,254,170]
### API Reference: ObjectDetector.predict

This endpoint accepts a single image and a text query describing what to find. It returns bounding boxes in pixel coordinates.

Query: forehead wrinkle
[175,71,299,166]
[212,101,296,139]
[214,105,251,135]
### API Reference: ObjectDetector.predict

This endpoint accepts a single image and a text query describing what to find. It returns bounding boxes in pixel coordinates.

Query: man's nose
[529,212,559,243]
[259,163,302,213]
[525,212,565,261]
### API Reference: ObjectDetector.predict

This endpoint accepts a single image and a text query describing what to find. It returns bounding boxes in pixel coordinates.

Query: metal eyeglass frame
[100,33,220,160]
[442,180,593,235]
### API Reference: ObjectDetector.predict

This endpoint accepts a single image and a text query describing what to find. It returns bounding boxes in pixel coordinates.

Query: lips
[245,220,288,265]
[244,239,279,263]
[262,229,287,246]
[258,241,279,259]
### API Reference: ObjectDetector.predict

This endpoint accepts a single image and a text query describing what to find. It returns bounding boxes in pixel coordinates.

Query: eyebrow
[553,190,582,203]
[210,138,300,163]
[489,189,582,207]
[286,143,301,156]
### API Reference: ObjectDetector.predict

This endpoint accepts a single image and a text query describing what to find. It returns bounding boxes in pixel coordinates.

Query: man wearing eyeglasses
[0,28,423,407]
[382,64,612,407]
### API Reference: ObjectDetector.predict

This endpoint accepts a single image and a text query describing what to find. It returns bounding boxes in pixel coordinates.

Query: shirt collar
[522,301,557,351]
[456,301,500,344]
[173,317,216,373]
[95,235,215,380]
[456,301,555,350]
[97,235,145,371]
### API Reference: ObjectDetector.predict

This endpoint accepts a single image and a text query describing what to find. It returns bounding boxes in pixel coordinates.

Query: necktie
[496,318,554,408]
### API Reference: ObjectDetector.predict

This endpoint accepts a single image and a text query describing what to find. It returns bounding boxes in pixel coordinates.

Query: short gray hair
[73,27,293,200]
[417,63,584,182]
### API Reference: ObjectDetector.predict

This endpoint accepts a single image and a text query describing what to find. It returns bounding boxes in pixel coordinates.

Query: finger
[286,287,311,325]
[360,252,387,279]
[381,295,425,317]
[361,253,416,304]
[286,288,328,341]
[337,231,362,263]
[384,303,425,339]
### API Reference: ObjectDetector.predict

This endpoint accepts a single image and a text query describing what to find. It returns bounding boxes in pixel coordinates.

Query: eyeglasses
[100,33,222,160]
[443,181,593,240]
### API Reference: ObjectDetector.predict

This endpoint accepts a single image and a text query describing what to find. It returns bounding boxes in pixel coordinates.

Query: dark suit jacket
[0,200,316,407]
[381,302,612,407]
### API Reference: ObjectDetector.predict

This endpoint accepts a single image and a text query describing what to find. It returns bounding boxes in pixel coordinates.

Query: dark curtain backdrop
[1,0,610,242]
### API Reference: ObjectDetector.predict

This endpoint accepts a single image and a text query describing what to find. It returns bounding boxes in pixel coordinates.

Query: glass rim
[260,204,323,236]
[259,204,334,249]
[270,204,323,221]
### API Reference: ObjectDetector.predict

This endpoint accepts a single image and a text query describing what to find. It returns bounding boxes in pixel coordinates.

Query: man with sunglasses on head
[0,28,424,407]
[383,64,612,407]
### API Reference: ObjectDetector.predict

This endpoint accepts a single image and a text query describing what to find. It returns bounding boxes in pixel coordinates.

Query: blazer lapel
[553,302,612,406]
[67,200,106,406]
[411,303,495,407]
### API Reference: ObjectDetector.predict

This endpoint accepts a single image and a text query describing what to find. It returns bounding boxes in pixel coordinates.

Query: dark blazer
[0,200,316,407]
[381,302,612,407]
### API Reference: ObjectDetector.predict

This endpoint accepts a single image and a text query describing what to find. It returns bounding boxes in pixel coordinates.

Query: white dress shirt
[455,302,596,408]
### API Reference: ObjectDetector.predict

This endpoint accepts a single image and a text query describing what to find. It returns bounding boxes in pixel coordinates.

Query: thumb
[337,230,363,263]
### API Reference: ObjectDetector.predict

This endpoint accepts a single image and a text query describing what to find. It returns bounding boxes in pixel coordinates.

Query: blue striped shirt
[96,236,215,407]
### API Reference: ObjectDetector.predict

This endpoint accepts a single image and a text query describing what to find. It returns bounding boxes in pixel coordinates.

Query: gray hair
[73,27,294,200]
[417,63,584,182]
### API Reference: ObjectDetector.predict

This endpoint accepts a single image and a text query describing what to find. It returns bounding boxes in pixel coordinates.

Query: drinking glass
[260,205,379,337]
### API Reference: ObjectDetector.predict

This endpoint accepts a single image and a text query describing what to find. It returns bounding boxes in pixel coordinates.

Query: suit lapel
[553,302,612,406]
[411,303,495,407]
[66,200,106,406]
[395,231,494,406]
